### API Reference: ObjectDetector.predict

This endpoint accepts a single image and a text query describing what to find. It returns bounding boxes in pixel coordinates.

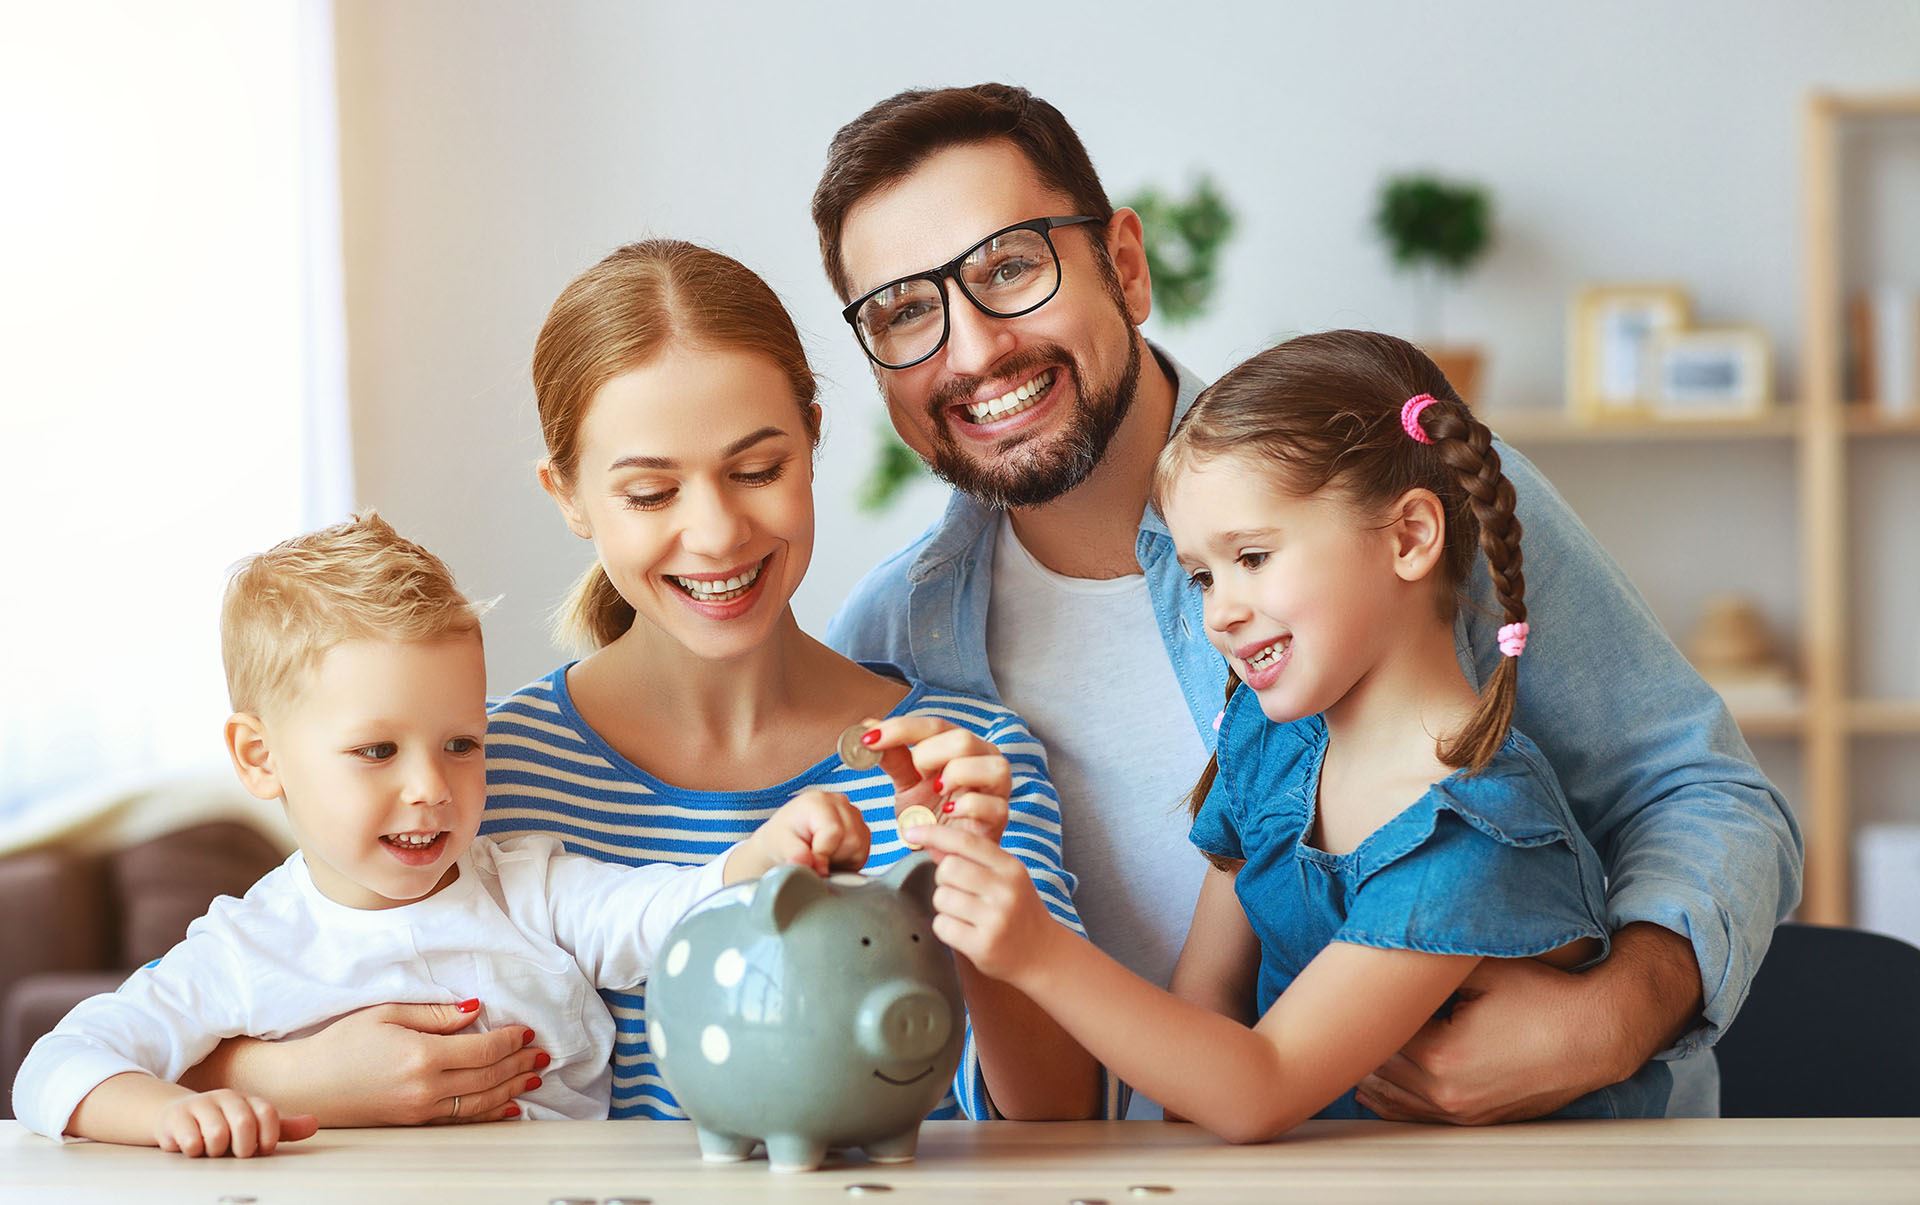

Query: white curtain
[0,0,351,847]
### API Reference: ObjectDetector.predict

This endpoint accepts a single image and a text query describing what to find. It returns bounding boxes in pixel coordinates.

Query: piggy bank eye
[911,934,921,943]
[860,937,872,947]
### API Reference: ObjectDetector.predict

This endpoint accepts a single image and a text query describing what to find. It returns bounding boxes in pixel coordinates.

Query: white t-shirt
[11,835,729,1138]
[986,517,1210,1118]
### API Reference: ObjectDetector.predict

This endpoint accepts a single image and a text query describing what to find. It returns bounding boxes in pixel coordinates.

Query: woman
[181,241,1098,1128]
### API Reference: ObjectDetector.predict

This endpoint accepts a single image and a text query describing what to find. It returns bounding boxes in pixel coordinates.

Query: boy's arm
[538,843,733,990]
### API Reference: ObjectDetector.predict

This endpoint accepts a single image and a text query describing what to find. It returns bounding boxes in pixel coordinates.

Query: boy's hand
[733,789,871,880]
[906,824,1060,984]
[154,1089,316,1157]
[858,716,1011,843]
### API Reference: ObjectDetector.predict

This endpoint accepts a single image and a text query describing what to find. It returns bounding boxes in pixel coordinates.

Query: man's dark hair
[810,83,1115,300]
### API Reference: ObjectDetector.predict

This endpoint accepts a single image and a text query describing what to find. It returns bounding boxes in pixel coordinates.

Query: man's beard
[915,328,1143,511]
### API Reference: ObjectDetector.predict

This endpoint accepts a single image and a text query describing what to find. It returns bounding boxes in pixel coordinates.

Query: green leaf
[1123,176,1238,326]
[858,419,927,513]
[1373,174,1492,276]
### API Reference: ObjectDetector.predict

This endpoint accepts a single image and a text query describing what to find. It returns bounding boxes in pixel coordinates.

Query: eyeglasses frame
[840,214,1105,370]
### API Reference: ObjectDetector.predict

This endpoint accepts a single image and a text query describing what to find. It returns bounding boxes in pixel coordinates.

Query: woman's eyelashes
[617,461,789,511]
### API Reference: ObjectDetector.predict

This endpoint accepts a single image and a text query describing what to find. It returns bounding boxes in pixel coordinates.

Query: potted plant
[1373,173,1493,402]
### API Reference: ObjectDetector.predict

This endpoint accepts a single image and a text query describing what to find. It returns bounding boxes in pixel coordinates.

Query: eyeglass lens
[853,226,1063,367]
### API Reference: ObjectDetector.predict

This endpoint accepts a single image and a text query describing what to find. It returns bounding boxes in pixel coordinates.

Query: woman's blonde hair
[532,240,821,650]
[220,510,485,715]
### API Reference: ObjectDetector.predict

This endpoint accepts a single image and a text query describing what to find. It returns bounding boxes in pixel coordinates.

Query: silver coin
[846,1186,895,1196]
[548,1198,597,1205]
[1071,1199,1112,1204]
[1128,1187,1176,1196]
[606,1198,653,1205]
[838,723,882,770]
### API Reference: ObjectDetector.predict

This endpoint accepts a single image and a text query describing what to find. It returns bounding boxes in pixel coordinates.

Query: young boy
[10,513,869,1156]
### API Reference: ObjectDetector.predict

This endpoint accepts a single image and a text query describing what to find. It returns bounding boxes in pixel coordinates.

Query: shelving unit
[1484,92,1920,926]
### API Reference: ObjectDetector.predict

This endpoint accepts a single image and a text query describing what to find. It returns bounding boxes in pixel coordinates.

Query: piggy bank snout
[855,980,952,1062]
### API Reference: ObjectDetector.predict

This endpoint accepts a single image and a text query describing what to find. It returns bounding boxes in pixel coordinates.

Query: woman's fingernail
[522,1028,536,1046]
[941,799,956,814]
[526,1076,543,1091]
[932,776,944,794]
[457,998,480,1013]
[860,729,881,746]
[503,1104,521,1119]
[533,1051,551,1070]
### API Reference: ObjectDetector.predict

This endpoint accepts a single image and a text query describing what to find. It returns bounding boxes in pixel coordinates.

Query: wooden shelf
[1816,91,1920,118]
[1843,406,1920,437]
[1731,707,1808,739]
[1488,410,1801,445]
[1848,700,1920,735]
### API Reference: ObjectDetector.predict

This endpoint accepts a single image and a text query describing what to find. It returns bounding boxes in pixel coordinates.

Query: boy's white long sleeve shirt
[11,834,730,1138]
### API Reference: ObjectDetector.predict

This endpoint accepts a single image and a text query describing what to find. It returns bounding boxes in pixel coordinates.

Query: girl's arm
[66,1072,311,1156]
[1167,865,1260,1025]
[867,714,1101,1122]
[909,825,1477,1143]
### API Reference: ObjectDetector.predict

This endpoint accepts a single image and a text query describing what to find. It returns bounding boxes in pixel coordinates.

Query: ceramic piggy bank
[649,854,963,1173]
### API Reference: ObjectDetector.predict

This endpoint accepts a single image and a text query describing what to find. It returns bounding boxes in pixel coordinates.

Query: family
[12,83,1801,1156]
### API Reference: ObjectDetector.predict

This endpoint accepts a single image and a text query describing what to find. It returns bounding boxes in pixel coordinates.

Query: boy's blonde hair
[220,511,486,715]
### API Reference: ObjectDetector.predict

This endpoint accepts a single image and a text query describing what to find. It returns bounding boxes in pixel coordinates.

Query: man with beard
[816,84,1800,1123]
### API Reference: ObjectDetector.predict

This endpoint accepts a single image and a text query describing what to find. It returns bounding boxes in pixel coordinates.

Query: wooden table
[4,1118,1917,1204]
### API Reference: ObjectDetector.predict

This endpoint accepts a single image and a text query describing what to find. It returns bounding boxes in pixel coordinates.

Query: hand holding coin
[836,717,1012,849]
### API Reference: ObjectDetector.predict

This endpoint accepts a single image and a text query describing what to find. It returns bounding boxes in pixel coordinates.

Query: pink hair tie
[1497,622,1530,658]
[1401,394,1438,444]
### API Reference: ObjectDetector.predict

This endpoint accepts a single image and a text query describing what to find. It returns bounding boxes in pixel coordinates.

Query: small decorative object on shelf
[1568,284,1691,421]
[1846,285,1919,415]
[1374,173,1493,402]
[1645,326,1774,420]
[1686,594,1800,716]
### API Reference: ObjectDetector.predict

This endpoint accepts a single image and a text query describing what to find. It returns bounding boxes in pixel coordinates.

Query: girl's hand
[154,1089,315,1158]
[737,789,871,879]
[906,824,1061,984]
[858,716,1011,843]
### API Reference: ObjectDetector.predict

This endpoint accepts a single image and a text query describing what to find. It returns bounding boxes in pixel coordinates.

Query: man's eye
[1238,551,1269,571]
[446,737,482,755]
[886,301,935,329]
[987,256,1040,287]
[351,743,397,762]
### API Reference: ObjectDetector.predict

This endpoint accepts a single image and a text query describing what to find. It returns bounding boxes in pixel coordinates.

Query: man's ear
[225,712,282,802]
[1104,207,1154,326]
[537,459,593,540]
[1388,488,1448,584]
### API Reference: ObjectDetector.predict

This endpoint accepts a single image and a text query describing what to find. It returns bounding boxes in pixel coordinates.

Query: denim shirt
[826,342,1803,1073]
[1191,692,1671,1119]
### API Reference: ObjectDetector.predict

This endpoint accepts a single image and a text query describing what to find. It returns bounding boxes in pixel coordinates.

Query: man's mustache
[924,346,1075,423]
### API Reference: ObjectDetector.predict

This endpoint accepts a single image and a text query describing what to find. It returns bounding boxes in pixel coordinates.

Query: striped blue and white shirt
[481,662,1084,1121]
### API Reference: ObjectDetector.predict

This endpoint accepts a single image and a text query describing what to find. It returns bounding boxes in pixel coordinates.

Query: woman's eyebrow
[607,426,789,472]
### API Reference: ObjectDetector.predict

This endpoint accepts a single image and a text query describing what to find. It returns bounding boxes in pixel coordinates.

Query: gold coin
[838,723,881,770]
[896,805,938,847]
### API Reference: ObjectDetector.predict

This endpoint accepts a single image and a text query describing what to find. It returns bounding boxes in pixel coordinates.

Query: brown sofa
[0,821,284,1119]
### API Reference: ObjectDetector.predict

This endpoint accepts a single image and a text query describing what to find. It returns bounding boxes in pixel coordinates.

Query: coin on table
[838,723,882,770]
[896,804,938,847]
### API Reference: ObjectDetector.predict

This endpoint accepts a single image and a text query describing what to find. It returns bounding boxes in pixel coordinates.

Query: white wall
[331,1,1920,824]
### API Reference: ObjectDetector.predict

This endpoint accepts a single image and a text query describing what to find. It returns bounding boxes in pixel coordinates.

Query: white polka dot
[666,940,690,977]
[652,1023,667,1059]
[713,948,746,988]
[701,1024,731,1065]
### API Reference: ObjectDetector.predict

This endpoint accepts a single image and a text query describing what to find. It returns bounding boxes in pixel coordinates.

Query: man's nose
[938,282,1014,379]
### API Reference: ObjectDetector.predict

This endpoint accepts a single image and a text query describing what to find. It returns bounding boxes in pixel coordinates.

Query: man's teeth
[385,832,441,848]
[671,563,762,601]
[1249,639,1289,669]
[964,370,1054,423]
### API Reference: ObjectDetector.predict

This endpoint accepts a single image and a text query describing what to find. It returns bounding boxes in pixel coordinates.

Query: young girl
[180,240,1100,1129]
[908,329,1670,1139]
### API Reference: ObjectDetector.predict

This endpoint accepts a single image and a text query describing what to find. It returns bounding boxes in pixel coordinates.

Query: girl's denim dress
[1191,687,1672,1119]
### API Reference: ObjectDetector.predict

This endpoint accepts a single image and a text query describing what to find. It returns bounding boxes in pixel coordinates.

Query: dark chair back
[1716,922,1920,1117]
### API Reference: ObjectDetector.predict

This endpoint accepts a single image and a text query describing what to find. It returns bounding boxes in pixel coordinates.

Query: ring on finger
[450,1094,462,1119]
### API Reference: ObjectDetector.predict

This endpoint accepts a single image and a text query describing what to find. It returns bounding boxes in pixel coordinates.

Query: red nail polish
[457,998,480,1013]
[533,1051,551,1070]
[860,729,881,746]
[932,776,944,794]
[503,1104,521,1119]
[526,1075,543,1091]
[521,1028,536,1046]
[941,799,956,814]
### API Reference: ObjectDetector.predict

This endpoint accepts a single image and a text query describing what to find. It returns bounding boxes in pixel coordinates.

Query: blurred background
[1,1,1917,982]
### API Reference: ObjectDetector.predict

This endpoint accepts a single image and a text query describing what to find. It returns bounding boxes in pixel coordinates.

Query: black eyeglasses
[841,215,1103,370]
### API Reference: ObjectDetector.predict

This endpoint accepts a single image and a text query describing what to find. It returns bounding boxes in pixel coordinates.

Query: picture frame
[1568,285,1692,420]
[1645,326,1774,419]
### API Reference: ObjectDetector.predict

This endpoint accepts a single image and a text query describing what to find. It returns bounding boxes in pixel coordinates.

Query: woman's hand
[735,789,872,879]
[906,824,1063,985]
[183,1002,546,1127]
[155,1089,315,1158]
[859,715,1011,842]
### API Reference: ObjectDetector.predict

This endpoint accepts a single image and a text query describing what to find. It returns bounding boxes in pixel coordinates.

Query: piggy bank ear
[880,852,938,916]
[751,863,827,933]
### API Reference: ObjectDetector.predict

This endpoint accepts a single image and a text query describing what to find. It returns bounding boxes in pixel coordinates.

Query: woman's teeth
[383,832,442,849]
[1249,639,1289,669]
[964,369,1054,424]
[670,562,762,602]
